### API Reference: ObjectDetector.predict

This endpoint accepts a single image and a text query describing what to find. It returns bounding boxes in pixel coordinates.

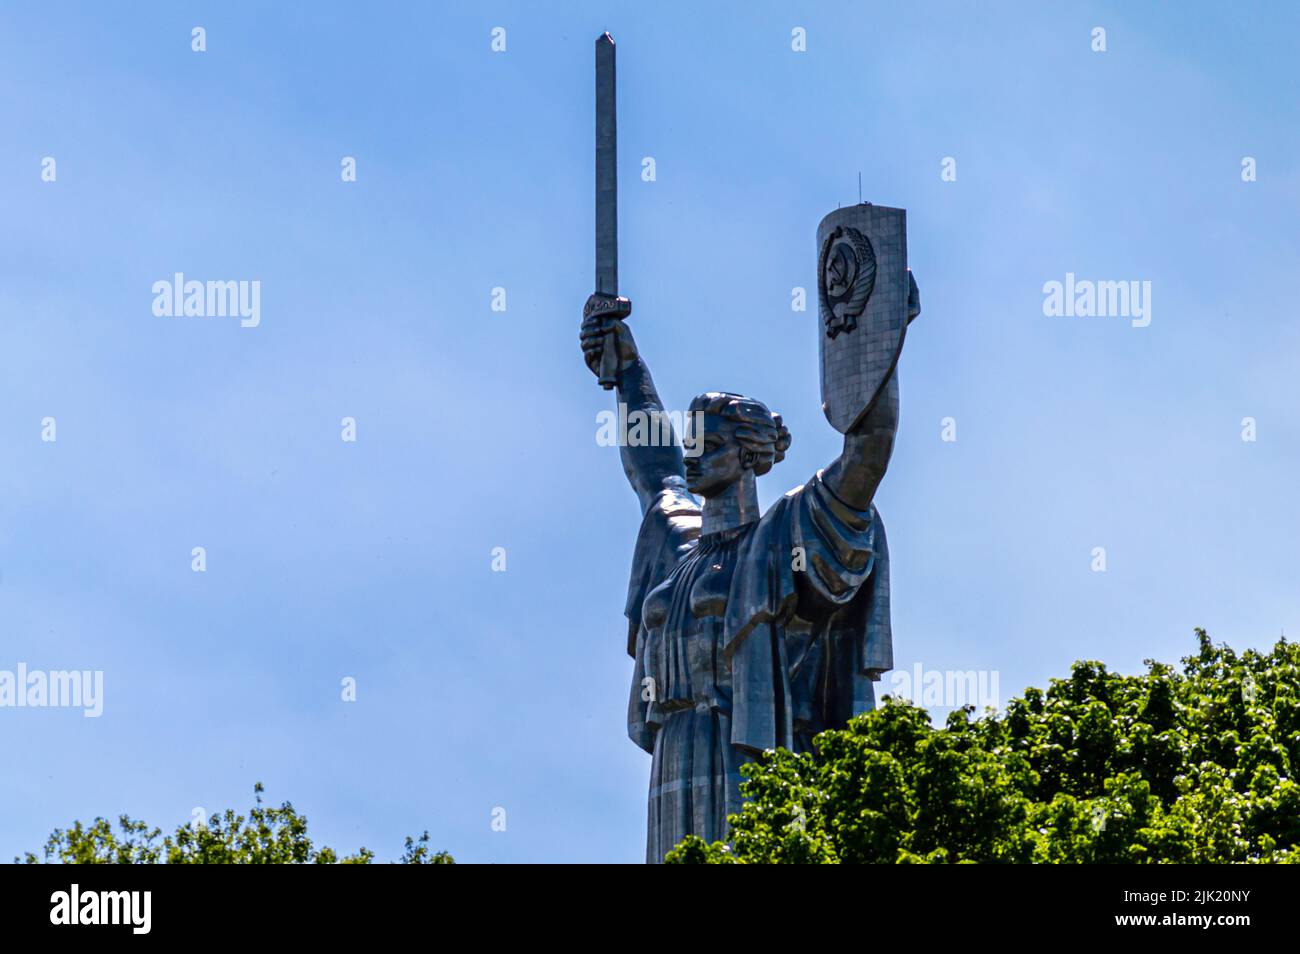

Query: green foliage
[399,831,456,865]
[666,629,1300,864]
[18,783,453,865]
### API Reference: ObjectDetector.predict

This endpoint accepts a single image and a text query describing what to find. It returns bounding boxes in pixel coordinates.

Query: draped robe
[624,471,893,863]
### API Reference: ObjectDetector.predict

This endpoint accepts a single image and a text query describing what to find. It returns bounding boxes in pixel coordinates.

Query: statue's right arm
[581,308,686,515]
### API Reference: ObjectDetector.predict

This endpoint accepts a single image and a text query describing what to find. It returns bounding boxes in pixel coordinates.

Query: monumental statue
[580,34,921,863]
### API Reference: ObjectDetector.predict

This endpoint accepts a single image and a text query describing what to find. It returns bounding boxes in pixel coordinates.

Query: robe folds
[624,471,892,863]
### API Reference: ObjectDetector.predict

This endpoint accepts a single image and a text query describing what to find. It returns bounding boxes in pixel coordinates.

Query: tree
[17,783,453,864]
[667,629,1300,863]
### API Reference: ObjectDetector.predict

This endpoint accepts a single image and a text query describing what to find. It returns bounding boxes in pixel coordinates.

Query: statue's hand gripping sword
[588,32,632,390]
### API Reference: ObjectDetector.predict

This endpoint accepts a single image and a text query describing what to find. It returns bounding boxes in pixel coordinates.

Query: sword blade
[595,33,618,296]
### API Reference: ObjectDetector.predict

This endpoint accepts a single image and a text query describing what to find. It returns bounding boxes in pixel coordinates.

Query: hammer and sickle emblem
[818,225,876,339]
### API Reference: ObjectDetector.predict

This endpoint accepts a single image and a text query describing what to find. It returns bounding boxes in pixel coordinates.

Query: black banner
[0,863,1276,939]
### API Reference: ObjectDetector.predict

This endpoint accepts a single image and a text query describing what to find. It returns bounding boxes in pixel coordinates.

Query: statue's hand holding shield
[816,204,920,509]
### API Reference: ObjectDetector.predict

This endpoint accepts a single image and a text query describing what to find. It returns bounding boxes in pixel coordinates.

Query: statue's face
[683,412,745,498]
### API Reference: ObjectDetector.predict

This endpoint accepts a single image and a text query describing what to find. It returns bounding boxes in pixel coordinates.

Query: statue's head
[682,392,791,498]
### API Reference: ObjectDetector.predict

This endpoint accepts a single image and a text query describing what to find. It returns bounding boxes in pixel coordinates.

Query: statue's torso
[640,526,750,715]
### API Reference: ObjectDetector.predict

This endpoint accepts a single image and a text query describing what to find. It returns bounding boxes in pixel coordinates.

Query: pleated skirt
[646,706,745,864]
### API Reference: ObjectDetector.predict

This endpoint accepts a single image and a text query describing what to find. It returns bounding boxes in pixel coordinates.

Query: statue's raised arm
[822,268,920,510]
[580,298,686,515]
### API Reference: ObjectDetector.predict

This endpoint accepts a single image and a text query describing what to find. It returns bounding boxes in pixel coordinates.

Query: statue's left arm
[822,369,898,511]
[821,270,917,510]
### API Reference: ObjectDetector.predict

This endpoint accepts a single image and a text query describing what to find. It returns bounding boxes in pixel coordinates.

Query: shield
[817,203,909,433]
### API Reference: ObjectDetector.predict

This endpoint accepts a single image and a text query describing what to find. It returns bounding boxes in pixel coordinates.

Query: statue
[581,34,920,863]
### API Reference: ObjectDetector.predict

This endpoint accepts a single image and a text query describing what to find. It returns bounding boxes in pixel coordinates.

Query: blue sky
[1,1,1297,863]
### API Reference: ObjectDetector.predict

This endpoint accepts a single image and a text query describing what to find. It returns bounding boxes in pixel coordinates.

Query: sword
[592,32,631,390]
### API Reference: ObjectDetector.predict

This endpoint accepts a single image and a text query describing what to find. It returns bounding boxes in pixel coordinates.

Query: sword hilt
[598,329,622,390]
[584,293,632,390]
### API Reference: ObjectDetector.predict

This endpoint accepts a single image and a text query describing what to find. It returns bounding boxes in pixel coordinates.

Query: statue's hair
[689,391,792,476]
